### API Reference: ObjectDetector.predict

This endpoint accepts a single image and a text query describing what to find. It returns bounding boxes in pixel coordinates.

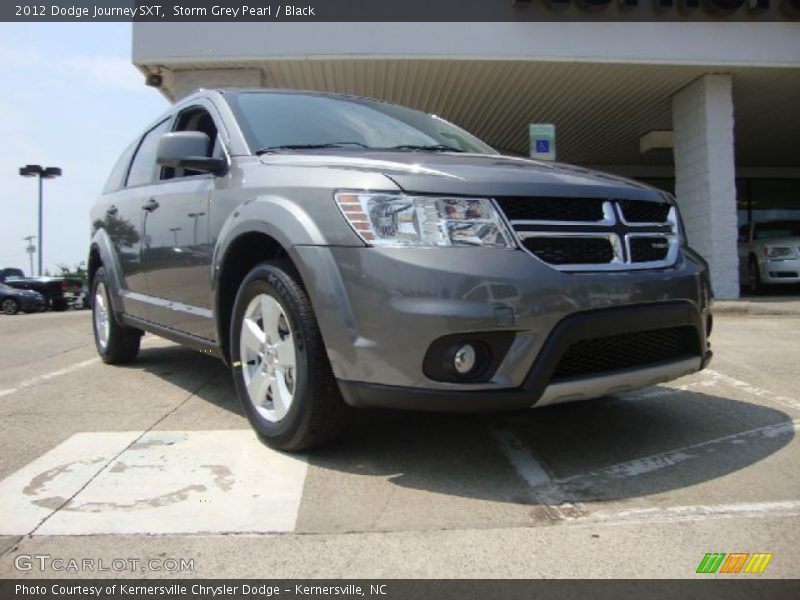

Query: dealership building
[132,19,800,298]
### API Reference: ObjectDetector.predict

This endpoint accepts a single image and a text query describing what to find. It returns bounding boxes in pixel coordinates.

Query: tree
[92,214,140,249]
[56,262,87,282]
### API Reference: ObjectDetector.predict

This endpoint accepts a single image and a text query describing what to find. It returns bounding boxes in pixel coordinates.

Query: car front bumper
[19,296,44,311]
[293,245,713,410]
[759,257,800,284]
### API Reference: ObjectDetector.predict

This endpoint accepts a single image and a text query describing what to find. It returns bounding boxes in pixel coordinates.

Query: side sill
[120,314,225,362]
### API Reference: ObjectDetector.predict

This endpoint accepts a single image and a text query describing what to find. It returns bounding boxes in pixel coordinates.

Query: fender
[210,193,345,347]
[89,228,127,316]
[212,192,329,276]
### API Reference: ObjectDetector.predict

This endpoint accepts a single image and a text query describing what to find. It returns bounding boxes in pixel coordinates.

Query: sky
[0,23,168,275]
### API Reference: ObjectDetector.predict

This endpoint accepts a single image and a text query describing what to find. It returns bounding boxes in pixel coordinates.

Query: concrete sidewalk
[714,296,800,316]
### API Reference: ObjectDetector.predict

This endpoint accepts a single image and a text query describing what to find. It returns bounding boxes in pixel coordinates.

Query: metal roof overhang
[132,24,800,168]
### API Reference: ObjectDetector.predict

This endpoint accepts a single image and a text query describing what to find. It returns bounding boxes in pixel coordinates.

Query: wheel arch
[88,228,126,315]
[213,230,315,363]
[211,195,336,362]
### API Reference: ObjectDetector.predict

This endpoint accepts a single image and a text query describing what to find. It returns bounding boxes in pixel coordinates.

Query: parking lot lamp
[18,165,62,276]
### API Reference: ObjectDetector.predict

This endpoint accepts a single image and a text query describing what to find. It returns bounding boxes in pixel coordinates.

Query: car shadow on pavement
[308,388,795,506]
[124,343,243,417]
[126,344,794,507]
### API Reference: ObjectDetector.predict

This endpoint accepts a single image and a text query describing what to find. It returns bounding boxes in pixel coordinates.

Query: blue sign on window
[535,140,550,154]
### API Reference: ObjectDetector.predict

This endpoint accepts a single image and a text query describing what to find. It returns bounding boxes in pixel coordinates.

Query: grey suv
[89,89,713,450]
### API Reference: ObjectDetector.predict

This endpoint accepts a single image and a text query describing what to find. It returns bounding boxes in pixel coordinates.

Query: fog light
[454,344,477,374]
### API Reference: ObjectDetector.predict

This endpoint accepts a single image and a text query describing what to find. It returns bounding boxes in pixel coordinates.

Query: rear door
[101,119,173,320]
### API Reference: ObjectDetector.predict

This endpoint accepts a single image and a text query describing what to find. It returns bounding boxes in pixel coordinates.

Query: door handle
[142,198,160,212]
[106,205,118,216]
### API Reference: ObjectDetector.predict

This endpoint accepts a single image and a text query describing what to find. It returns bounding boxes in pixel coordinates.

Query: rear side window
[126,119,171,188]
[102,140,138,194]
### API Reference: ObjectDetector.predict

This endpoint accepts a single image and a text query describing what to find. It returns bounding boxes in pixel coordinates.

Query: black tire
[52,299,68,312]
[748,256,763,295]
[91,266,142,364]
[230,260,350,452]
[1,298,19,316]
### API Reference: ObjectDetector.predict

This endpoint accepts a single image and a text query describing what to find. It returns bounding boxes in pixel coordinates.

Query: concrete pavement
[0,309,798,578]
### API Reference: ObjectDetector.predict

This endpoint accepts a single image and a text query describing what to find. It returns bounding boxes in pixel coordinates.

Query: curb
[713,301,800,316]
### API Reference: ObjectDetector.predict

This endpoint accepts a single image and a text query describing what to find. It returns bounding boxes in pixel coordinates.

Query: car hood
[258,151,665,201]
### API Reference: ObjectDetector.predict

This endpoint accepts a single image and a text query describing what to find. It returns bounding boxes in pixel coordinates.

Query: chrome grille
[522,235,615,265]
[619,199,671,224]
[496,197,679,271]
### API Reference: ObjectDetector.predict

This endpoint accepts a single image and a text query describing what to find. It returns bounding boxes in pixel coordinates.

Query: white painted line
[620,379,705,401]
[554,419,799,489]
[0,432,142,535]
[572,500,800,527]
[0,357,100,399]
[491,428,586,520]
[702,369,800,413]
[491,428,551,488]
[7,430,309,535]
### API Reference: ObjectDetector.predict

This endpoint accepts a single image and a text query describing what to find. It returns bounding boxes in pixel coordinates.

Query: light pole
[19,164,62,276]
[23,236,36,276]
[169,227,182,247]
[187,212,205,246]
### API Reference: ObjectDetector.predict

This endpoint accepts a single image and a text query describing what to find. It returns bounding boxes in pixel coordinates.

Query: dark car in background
[0,282,45,315]
[3,276,83,311]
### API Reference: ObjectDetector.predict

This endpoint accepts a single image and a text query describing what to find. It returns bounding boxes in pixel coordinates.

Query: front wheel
[2,298,19,315]
[92,267,142,364]
[230,261,350,451]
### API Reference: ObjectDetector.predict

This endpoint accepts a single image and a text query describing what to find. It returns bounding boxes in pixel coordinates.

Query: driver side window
[161,107,221,180]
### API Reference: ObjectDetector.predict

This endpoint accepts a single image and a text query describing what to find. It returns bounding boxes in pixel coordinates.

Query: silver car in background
[739,220,800,293]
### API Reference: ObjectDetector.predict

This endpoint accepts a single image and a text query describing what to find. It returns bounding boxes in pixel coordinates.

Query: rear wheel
[230,261,350,451]
[2,298,19,315]
[92,267,141,364]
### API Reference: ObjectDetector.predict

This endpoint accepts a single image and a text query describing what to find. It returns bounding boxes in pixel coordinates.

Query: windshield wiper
[256,142,368,154]
[384,144,464,152]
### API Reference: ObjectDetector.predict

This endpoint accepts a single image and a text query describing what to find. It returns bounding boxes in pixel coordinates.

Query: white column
[164,68,264,100]
[672,74,739,299]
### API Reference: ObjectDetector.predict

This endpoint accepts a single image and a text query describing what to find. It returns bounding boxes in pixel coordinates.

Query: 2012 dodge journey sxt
[88,89,713,450]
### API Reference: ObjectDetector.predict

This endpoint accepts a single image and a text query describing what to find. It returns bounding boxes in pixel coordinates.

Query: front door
[139,105,222,340]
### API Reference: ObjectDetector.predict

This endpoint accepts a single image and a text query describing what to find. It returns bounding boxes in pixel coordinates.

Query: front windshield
[230,92,496,155]
[753,220,800,240]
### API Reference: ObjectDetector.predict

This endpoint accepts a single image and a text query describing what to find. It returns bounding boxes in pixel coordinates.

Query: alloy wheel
[239,294,297,423]
[93,283,110,349]
[2,299,17,315]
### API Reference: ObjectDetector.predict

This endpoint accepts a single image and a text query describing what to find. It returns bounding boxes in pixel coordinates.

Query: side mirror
[156,131,227,176]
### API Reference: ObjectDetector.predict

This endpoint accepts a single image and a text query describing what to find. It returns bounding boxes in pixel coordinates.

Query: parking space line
[0,358,99,399]
[702,369,800,413]
[571,500,800,527]
[552,419,799,490]
[620,380,704,401]
[491,427,588,520]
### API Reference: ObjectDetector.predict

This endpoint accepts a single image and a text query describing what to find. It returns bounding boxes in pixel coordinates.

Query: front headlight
[662,192,687,246]
[763,246,793,259]
[335,192,515,248]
